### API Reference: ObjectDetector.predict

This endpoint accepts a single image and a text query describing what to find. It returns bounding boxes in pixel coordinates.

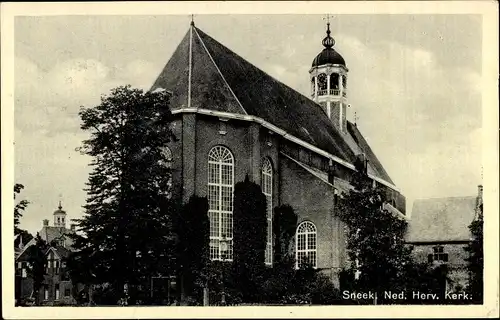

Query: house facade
[15,203,81,305]
[406,185,483,291]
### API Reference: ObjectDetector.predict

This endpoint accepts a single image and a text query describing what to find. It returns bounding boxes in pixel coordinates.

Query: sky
[13,13,483,235]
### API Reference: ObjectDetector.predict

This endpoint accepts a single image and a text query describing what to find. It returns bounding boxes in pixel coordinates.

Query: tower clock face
[318,73,327,90]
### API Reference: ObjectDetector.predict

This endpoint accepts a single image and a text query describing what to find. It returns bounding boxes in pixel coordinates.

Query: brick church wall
[279,155,347,273]
[193,115,254,197]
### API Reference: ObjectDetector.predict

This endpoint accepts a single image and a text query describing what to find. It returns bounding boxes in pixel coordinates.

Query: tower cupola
[309,19,349,133]
[53,201,67,228]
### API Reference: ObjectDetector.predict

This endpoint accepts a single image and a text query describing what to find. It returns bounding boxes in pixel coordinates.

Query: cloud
[253,33,482,213]
[14,56,160,234]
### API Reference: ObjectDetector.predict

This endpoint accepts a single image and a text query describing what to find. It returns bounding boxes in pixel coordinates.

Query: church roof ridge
[191,26,248,115]
[151,24,396,187]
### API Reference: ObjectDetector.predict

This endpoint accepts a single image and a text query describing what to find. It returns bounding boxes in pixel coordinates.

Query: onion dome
[312,22,346,67]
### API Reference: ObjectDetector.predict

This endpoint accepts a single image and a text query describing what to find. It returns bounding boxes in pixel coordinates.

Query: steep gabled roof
[151,24,395,185]
[406,196,476,243]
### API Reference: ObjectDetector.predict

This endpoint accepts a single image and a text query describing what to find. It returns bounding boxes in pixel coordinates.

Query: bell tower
[309,18,349,133]
[53,201,67,228]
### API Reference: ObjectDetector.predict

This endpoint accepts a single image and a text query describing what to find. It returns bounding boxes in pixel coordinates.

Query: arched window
[160,146,173,169]
[311,77,316,95]
[296,221,317,268]
[317,73,328,92]
[330,73,339,89]
[262,158,273,265]
[208,146,235,261]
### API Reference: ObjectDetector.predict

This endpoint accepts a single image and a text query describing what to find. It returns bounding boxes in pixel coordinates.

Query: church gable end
[151,30,190,109]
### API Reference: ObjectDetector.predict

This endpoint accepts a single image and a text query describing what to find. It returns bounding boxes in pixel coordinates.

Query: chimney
[43,219,49,227]
[70,224,76,231]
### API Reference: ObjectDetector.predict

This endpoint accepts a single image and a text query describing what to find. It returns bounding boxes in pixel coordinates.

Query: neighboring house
[15,203,81,305]
[150,20,406,285]
[406,185,483,291]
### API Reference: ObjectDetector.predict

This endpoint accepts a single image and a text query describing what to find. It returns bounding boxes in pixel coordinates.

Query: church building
[151,20,406,284]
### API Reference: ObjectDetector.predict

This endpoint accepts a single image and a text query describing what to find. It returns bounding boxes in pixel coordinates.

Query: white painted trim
[46,247,61,260]
[187,26,193,109]
[193,28,248,115]
[170,108,400,192]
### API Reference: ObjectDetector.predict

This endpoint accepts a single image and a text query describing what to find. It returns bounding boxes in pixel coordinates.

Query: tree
[336,163,417,304]
[175,195,210,303]
[272,204,298,264]
[464,202,483,304]
[68,85,177,303]
[232,175,267,302]
[14,183,30,236]
[25,233,48,305]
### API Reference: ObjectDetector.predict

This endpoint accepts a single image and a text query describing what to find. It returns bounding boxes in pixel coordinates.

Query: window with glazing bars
[262,158,273,265]
[296,221,317,268]
[208,146,234,261]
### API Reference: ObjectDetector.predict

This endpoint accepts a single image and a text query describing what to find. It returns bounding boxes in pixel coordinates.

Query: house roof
[151,24,395,185]
[46,246,72,259]
[38,226,75,250]
[406,196,477,243]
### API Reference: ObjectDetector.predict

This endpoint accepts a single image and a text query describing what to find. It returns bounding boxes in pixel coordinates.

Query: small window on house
[55,284,60,300]
[55,260,60,274]
[428,246,449,263]
[44,286,49,300]
[64,288,71,297]
[21,268,27,278]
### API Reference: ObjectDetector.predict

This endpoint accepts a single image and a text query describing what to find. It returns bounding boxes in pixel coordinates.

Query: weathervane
[322,14,334,25]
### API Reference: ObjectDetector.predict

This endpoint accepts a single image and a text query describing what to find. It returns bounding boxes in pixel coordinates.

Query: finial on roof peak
[321,14,335,48]
[58,200,62,210]
[190,14,195,26]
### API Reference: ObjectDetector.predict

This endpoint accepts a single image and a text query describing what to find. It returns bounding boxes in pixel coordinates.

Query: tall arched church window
[160,146,173,198]
[160,146,173,169]
[208,146,235,261]
[296,221,317,268]
[311,77,316,95]
[262,158,273,265]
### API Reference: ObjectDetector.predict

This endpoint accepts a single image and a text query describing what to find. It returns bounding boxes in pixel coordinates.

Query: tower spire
[322,14,335,48]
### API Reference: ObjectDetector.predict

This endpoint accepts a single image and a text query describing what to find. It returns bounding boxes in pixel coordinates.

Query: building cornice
[171,107,401,192]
